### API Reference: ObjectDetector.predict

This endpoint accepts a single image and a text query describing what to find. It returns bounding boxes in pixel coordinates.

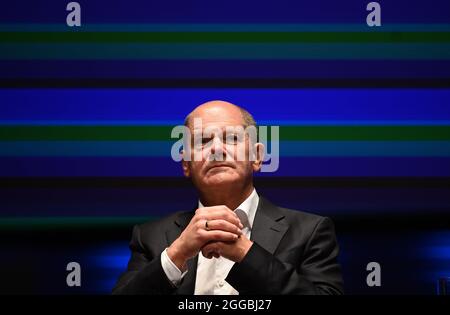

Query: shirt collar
[198,188,259,229]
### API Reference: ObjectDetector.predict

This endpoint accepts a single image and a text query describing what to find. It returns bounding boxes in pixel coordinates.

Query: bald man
[112,101,343,295]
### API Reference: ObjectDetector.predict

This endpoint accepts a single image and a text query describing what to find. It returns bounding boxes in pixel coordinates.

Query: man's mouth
[207,163,234,172]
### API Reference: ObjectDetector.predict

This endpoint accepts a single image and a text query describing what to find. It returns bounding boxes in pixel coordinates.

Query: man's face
[182,105,260,190]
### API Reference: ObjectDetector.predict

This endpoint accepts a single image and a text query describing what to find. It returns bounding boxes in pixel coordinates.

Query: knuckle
[196,225,203,234]
[212,232,221,240]
[227,213,237,223]
[197,231,206,241]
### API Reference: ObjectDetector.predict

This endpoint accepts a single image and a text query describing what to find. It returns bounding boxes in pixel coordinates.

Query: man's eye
[225,135,239,144]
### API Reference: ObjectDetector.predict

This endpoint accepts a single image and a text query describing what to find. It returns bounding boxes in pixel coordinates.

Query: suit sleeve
[112,225,177,295]
[225,217,344,295]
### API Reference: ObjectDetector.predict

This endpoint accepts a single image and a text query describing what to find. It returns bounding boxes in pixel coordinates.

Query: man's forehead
[192,123,246,133]
[190,113,245,129]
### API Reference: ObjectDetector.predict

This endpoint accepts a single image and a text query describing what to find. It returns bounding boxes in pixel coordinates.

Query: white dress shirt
[160,189,259,294]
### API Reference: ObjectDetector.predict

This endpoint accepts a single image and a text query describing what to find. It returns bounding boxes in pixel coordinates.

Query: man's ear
[251,143,265,172]
[181,149,191,178]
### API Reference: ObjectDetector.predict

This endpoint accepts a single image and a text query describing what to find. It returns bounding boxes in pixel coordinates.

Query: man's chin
[203,173,240,187]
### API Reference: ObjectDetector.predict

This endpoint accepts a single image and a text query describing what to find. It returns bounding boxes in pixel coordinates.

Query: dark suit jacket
[112,196,343,295]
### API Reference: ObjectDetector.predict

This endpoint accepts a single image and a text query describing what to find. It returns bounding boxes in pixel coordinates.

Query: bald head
[184,100,256,130]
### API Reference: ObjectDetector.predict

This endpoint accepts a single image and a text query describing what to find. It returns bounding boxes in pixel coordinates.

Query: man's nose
[210,136,226,161]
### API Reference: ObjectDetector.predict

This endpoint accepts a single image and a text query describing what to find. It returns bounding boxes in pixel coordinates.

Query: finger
[197,205,234,215]
[205,219,242,235]
[202,244,214,259]
[202,241,218,251]
[198,207,243,229]
[204,251,220,259]
[197,205,237,219]
[201,230,239,242]
[204,251,213,259]
[202,243,221,259]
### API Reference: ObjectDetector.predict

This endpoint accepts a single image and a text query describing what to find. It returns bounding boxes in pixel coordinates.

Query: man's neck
[198,184,254,210]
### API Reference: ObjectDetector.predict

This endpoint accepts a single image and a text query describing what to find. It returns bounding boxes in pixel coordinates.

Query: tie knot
[234,208,249,229]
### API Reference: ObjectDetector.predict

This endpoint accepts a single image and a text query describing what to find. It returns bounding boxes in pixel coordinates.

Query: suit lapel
[165,212,191,246]
[165,211,198,295]
[250,196,289,255]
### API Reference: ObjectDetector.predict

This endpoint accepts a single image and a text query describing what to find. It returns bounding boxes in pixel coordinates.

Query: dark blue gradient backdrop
[1,0,450,294]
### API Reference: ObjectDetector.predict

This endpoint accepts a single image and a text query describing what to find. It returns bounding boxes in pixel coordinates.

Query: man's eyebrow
[193,131,210,136]
[192,125,247,134]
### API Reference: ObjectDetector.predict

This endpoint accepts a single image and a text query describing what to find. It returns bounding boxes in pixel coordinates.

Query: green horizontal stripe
[2,140,450,157]
[0,216,154,230]
[0,126,174,140]
[1,126,450,141]
[2,32,450,43]
[281,126,450,140]
[1,43,449,60]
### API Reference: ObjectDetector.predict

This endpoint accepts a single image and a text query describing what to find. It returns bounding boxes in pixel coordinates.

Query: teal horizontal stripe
[1,43,449,60]
[2,141,450,157]
[282,141,450,157]
[2,23,450,32]
[0,141,172,157]
[5,31,450,43]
